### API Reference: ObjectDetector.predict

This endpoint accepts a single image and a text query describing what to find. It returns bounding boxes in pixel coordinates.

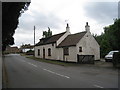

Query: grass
[21,54,107,67]
[20,53,28,56]
[23,55,80,66]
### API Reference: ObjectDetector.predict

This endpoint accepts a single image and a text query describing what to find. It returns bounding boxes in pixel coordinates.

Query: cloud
[18,9,63,31]
[14,1,119,47]
[118,1,120,18]
[83,2,118,25]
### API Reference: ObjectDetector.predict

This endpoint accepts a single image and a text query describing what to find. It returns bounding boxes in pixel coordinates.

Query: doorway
[43,48,45,59]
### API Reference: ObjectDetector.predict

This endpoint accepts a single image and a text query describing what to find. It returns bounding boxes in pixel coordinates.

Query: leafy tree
[100,35,112,57]
[43,27,52,38]
[112,19,120,50]
[2,2,30,51]
[94,19,120,58]
[48,27,52,37]
[103,19,120,51]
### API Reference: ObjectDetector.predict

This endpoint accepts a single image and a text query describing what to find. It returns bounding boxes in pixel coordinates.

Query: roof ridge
[40,31,66,40]
[50,31,66,37]
[69,31,87,36]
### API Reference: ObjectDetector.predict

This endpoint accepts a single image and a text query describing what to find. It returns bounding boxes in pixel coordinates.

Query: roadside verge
[22,54,116,69]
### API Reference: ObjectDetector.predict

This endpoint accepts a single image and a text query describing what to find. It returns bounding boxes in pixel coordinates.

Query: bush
[26,50,34,55]
[112,52,120,68]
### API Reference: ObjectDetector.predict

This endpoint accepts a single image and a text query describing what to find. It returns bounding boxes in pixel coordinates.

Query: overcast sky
[13,0,119,47]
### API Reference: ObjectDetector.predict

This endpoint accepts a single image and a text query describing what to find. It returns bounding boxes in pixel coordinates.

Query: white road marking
[43,68,70,79]
[31,64,38,67]
[28,62,37,67]
[21,60,69,78]
[94,85,104,88]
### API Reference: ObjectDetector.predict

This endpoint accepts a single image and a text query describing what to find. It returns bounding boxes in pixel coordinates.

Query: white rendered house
[35,22,100,63]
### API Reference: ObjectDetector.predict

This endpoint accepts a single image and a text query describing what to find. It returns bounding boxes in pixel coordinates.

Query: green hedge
[26,50,34,55]
[112,52,120,68]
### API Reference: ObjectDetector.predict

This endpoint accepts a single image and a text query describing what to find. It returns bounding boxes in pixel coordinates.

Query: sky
[13,0,119,48]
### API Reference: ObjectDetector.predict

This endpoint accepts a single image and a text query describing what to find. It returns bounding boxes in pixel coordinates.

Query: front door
[43,48,45,59]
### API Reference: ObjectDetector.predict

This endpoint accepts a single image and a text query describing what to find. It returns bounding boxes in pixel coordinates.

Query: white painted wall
[76,32,100,60]
[55,48,63,60]
[35,44,64,61]
[64,46,77,62]
[35,44,77,62]
[35,43,57,60]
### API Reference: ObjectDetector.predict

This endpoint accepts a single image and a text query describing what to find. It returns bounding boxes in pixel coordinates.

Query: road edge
[2,56,9,88]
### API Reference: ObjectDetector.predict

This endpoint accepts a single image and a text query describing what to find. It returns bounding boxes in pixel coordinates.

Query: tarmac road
[3,54,118,88]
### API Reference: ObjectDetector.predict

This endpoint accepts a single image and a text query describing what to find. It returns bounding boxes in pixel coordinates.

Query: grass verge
[24,55,80,66]
[21,54,110,67]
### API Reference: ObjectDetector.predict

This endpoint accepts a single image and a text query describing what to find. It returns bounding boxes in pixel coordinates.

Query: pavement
[2,54,118,88]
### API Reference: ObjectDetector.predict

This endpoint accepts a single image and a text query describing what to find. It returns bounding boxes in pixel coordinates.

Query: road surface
[3,54,118,88]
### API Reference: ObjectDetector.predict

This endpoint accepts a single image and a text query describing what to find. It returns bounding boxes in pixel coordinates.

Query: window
[79,47,82,52]
[63,47,69,55]
[48,48,51,56]
[38,49,40,56]
[52,43,54,46]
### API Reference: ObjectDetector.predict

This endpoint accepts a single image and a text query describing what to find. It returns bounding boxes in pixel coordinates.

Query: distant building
[35,22,100,63]
[4,46,20,54]
[20,44,34,52]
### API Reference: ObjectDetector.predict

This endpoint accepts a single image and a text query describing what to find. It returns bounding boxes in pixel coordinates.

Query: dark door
[43,48,45,59]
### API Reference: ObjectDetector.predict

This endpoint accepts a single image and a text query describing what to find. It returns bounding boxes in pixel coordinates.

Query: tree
[100,35,112,57]
[103,19,120,50]
[2,2,30,51]
[112,19,120,50]
[94,19,120,58]
[43,27,52,38]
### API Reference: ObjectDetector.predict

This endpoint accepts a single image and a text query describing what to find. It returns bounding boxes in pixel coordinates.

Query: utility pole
[34,25,35,56]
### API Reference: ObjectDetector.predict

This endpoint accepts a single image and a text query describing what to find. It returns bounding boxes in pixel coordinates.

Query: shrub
[26,50,34,55]
[112,52,120,68]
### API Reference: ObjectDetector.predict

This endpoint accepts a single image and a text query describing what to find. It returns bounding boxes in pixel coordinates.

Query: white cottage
[35,22,100,63]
